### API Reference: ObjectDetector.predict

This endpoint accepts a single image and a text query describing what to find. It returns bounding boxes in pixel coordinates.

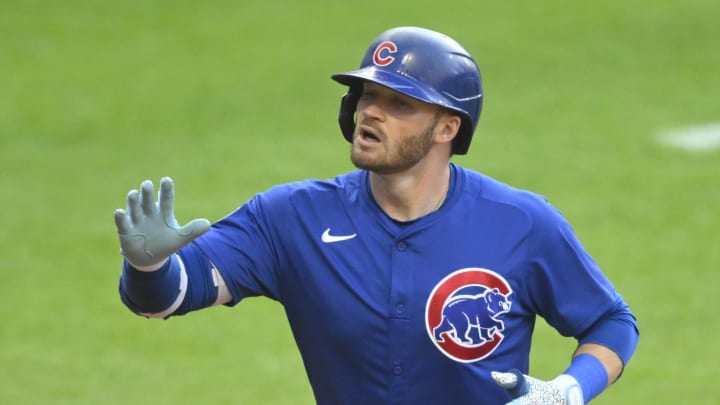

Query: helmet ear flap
[338,86,361,143]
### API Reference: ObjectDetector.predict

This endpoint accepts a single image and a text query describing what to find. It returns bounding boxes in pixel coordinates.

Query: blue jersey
[193,163,621,404]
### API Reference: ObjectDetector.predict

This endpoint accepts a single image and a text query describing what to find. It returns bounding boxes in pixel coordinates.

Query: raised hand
[114,177,211,268]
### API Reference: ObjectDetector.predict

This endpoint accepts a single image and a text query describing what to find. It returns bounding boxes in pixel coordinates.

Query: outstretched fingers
[126,189,142,225]
[140,180,158,216]
[158,177,175,220]
[114,208,132,234]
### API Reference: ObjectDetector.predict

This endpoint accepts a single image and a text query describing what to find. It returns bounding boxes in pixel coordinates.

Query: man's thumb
[177,218,211,238]
[492,370,529,397]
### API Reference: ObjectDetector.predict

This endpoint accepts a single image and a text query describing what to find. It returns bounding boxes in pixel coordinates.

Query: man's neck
[369,161,450,222]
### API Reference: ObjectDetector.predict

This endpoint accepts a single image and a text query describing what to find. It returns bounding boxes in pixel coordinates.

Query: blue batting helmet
[331,26,483,155]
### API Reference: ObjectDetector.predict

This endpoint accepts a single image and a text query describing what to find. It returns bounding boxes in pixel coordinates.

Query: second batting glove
[492,369,584,405]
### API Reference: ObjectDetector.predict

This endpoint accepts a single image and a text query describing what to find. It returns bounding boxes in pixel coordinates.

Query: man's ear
[435,113,462,144]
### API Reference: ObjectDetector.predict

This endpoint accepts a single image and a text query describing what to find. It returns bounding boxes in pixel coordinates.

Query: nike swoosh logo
[321,228,357,243]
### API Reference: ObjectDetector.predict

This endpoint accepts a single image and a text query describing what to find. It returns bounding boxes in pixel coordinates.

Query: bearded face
[350,82,444,174]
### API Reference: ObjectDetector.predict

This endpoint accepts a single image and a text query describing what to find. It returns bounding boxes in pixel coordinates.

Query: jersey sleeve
[522,200,620,338]
[191,187,288,305]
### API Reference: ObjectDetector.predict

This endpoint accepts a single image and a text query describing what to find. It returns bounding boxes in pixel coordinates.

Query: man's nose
[359,99,385,121]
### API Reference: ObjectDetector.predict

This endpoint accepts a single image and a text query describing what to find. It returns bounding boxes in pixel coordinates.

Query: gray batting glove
[492,369,584,405]
[114,177,211,268]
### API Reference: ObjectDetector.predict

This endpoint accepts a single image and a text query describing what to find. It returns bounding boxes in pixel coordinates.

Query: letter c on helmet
[373,41,397,66]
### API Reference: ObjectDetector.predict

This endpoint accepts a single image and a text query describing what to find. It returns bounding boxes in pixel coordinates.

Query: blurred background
[1,0,718,403]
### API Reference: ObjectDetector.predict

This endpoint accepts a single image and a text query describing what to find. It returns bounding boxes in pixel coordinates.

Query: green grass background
[2,0,719,403]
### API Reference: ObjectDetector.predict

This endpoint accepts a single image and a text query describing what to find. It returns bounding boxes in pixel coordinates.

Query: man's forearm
[574,343,623,386]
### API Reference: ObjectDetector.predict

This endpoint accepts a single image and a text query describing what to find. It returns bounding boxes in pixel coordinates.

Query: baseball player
[114,27,638,404]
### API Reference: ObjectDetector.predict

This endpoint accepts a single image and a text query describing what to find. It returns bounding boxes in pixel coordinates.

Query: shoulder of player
[254,170,363,207]
[458,166,565,226]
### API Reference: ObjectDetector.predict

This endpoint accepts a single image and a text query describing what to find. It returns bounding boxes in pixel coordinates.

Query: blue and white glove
[492,369,584,405]
[114,177,211,268]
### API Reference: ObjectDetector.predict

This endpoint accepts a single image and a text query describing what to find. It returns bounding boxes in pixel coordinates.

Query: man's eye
[393,97,411,109]
[359,91,376,102]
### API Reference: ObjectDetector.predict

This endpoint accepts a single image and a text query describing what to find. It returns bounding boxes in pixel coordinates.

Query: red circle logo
[425,268,513,362]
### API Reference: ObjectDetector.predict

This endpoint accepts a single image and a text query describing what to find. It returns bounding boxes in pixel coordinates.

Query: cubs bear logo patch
[425,268,513,362]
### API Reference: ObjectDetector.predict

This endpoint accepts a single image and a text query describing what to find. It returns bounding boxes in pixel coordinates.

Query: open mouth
[358,124,381,143]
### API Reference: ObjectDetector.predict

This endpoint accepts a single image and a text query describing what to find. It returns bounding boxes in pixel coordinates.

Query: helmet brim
[332,67,459,112]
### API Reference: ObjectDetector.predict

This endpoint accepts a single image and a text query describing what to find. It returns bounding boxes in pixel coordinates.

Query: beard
[350,116,439,175]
